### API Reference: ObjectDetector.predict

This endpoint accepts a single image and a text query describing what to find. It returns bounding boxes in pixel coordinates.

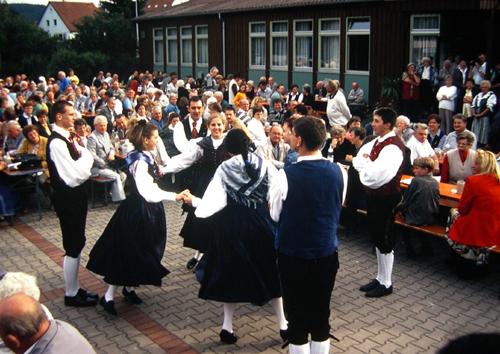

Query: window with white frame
[271,21,288,69]
[180,26,192,65]
[166,27,177,65]
[319,18,340,71]
[249,22,266,68]
[153,28,164,65]
[294,20,313,70]
[196,25,208,66]
[346,18,370,72]
[410,15,440,65]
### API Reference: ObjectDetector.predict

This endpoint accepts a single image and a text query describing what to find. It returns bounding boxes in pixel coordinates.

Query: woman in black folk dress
[183,129,288,345]
[161,113,231,270]
[87,121,183,316]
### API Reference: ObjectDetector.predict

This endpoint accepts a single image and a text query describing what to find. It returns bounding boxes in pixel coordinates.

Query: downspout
[219,12,226,76]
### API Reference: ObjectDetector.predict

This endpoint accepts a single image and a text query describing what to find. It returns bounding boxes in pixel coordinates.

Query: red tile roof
[49,1,97,32]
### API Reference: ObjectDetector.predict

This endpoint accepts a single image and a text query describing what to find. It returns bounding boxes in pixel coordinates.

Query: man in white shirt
[442,114,477,151]
[324,80,351,127]
[246,107,267,147]
[256,125,290,169]
[173,96,207,153]
[406,123,439,171]
[46,100,97,307]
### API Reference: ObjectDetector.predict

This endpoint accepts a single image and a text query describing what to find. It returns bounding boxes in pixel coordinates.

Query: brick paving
[1,202,499,354]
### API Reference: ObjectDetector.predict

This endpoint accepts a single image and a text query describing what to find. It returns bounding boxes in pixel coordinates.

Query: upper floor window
[249,22,266,68]
[294,20,313,70]
[271,21,288,69]
[318,18,340,71]
[410,15,440,65]
[346,18,370,72]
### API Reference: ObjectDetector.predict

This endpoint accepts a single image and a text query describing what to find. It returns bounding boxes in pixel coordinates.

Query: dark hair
[373,107,397,129]
[22,125,39,139]
[128,121,157,151]
[283,115,299,129]
[189,96,202,106]
[453,113,467,123]
[23,102,33,108]
[225,105,236,114]
[74,118,86,128]
[135,104,145,113]
[347,116,361,129]
[37,109,48,117]
[168,112,180,124]
[293,116,326,151]
[295,104,308,116]
[273,99,283,106]
[427,113,441,125]
[208,102,222,113]
[52,100,72,117]
[252,107,264,114]
[349,127,367,140]
[225,129,258,180]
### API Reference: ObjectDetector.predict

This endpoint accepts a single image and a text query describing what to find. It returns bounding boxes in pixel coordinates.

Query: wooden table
[400,174,461,208]
[2,167,45,219]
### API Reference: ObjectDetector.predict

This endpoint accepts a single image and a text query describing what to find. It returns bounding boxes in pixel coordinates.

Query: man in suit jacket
[97,96,117,134]
[18,102,38,128]
[0,294,96,354]
[256,124,290,169]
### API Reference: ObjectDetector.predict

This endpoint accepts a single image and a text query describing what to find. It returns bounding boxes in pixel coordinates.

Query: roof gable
[48,1,97,32]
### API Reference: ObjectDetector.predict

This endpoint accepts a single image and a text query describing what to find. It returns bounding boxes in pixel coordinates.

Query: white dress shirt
[406,135,436,163]
[49,125,93,188]
[247,118,267,147]
[352,131,404,189]
[173,116,203,152]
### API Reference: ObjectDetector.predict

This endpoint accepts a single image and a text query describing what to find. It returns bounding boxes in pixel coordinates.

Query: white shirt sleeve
[268,168,288,222]
[352,143,403,189]
[337,163,348,205]
[173,122,189,152]
[161,144,203,174]
[194,169,228,218]
[49,139,93,187]
[132,160,177,202]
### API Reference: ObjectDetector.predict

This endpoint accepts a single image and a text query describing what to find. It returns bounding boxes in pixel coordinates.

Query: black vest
[46,131,84,192]
[182,117,207,140]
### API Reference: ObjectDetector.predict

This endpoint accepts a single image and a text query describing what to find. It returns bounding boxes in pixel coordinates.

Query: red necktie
[191,122,198,139]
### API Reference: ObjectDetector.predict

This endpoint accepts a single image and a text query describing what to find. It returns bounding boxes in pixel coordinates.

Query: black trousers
[366,194,401,254]
[278,252,339,344]
[53,185,88,258]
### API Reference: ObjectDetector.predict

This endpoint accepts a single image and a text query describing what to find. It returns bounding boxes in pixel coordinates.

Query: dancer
[87,120,184,315]
[269,116,346,354]
[353,107,405,297]
[46,100,98,307]
[161,113,230,270]
[182,129,287,344]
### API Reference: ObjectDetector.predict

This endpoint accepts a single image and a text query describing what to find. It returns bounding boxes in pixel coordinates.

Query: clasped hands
[175,189,195,205]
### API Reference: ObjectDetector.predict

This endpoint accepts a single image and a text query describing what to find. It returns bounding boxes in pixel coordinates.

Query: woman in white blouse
[436,75,458,134]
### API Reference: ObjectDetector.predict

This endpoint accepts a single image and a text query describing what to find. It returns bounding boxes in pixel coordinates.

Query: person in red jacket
[446,149,500,278]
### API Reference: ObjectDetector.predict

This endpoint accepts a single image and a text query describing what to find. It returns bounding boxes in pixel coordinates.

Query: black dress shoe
[186,257,198,270]
[77,288,98,300]
[280,329,288,341]
[359,279,380,292]
[219,329,237,344]
[64,291,99,307]
[365,284,393,298]
[100,297,117,315]
[122,287,143,304]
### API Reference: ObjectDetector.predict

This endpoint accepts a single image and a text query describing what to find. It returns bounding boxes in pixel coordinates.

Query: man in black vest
[173,96,207,153]
[270,116,345,354]
[353,107,404,298]
[46,101,98,307]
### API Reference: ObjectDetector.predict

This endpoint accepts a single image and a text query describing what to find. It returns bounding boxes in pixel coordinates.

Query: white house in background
[38,1,97,39]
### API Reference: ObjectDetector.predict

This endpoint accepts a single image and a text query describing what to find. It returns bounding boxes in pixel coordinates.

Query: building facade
[136,0,499,104]
[38,1,97,40]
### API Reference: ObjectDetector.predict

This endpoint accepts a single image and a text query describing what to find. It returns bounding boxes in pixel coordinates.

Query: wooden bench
[89,176,115,208]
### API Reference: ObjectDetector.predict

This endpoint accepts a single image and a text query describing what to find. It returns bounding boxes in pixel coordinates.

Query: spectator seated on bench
[446,150,500,278]
[396,157,440,257]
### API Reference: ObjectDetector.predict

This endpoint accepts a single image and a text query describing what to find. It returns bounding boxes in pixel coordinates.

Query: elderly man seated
[87,116,126,202]
[2,121,23,154]
[0,294,96,354]
[406,123,439,172]
[394,115,414,145]
[256,124,290,169]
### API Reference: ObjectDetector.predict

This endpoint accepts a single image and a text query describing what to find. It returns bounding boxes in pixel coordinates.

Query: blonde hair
[206,112,227,127]
[475,149,500,182]
[230,119,252,139]
[413,157,435,173]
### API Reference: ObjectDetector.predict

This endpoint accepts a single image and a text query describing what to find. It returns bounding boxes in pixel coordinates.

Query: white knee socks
[270,297,288,331]
[105,285,117,302]
[378,249,394,288]
[222,303,236,333]
[310,339,330,354]
[63,255,80,297]
[375,247,382,283]
[289,343,310,354]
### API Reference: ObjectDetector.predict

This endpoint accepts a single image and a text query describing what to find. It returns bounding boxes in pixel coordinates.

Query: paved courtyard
[1,201,499,354]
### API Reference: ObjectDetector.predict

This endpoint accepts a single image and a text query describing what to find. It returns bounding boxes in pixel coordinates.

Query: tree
[100,0,147,19]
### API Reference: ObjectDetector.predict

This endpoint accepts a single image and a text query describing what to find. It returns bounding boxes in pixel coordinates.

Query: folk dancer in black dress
[161,113,230,270]
[87,121,184,315]
[46,101,98,307]
[269,116,347,354]
[182,129,288,345]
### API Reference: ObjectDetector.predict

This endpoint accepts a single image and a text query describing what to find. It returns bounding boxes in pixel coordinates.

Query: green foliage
[47,48,110,83]
[100,0,147,19]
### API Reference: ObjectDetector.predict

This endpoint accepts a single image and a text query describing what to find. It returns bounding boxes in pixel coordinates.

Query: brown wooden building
[135,0,499,104]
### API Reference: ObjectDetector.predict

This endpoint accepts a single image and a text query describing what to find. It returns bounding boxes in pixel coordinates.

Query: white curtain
[154,39,164,63]
[251,37,265,66]
[182,39,192,64]
[167,40,177,63]
[272,37,287,67]
[197,38,208,65]
[412,35,437,64]
[320,36,339,69]
[295,36,312,68]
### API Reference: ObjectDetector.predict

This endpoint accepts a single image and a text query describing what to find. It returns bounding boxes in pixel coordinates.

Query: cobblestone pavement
[1,202,499,354]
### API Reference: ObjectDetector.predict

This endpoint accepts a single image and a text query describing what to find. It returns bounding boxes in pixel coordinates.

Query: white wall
[38,4,72,39]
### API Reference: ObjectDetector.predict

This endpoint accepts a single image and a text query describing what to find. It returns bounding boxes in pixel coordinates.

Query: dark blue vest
[277,159,343,259]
